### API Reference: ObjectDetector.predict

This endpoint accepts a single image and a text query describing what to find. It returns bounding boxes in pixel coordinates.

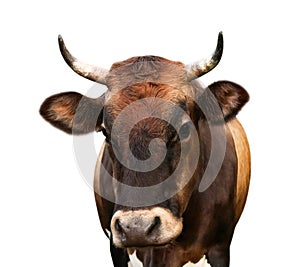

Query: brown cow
[40,32,250,267]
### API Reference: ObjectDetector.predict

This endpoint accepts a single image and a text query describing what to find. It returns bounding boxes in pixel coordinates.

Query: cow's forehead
[104,83,189,126]
[105,56,188,93]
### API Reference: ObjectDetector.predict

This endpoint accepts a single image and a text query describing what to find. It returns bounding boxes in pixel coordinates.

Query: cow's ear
[40,92,104,134]
[198,81,249,122]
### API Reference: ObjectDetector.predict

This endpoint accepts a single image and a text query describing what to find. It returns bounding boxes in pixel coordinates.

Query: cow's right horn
[58,35,109,85]
[185,32,223,81]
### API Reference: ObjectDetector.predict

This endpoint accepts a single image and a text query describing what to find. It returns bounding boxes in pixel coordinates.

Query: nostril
[147,216,161,235]
[115,219,124,233]
[115,219,127,243]
[154,216,161,225]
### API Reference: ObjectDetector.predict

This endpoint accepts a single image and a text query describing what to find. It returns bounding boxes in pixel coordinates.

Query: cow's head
[40,33,249,248]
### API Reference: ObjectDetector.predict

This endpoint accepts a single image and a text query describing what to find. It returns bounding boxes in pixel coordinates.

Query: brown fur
[106,56,188,93]
[40,54,250,267]
[227,119,251,222]
[96,119,242,267]
[104,82,188,132]
[94,78,249,266]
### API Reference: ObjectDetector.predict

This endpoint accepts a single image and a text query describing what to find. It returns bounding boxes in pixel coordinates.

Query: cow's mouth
[119,236,178,250]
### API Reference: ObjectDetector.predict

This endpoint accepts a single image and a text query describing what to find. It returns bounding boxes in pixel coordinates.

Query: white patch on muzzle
[111,207,183,248]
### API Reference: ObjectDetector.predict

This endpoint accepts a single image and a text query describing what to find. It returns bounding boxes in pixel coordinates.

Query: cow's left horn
[58,35,109,85]
[185,32,223,81]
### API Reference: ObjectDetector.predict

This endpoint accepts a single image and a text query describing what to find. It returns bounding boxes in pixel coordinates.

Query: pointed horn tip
[58,35,67,53]
[213,31,224,61]
[58,35,65,46]
[218,32,223,44]
[57,34,76,62]
[185,31,224,81]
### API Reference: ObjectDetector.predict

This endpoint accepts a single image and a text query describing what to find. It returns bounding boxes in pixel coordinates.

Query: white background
[1,0,299,266]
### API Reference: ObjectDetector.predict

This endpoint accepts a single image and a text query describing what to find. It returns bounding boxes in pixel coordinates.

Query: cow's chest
[128,251,211,267]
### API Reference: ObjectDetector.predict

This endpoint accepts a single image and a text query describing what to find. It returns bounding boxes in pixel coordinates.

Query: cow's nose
[115,216,161,236]
[113,216,161,246]
[111,208,183,248]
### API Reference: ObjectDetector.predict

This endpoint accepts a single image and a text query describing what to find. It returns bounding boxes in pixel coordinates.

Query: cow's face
[40,33,249,249]
[102,80,201,248]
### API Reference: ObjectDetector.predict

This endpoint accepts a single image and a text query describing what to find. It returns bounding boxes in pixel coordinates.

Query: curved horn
[58,35,109,85]
[186,32,223,81]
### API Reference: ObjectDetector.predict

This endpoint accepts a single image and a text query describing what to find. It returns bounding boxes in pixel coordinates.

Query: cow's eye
[179,122,192,140]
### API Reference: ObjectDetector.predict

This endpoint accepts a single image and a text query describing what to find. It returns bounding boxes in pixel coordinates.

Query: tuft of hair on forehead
[106,56,188,91]
[104,82,188,129]
[109,55,184,71]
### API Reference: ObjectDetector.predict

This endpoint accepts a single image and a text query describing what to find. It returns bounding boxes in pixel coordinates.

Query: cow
[40,32,250,267]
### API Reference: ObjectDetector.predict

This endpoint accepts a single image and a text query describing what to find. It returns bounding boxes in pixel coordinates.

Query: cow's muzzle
[111,207,183,248]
